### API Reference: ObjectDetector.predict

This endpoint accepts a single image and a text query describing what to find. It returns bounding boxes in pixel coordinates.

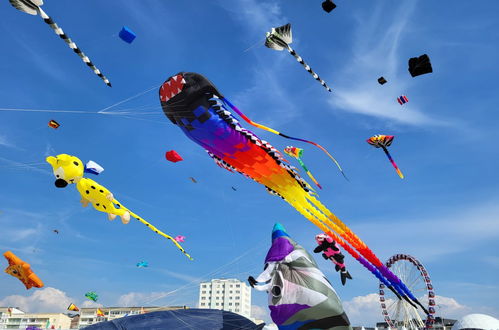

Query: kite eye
[73,161,79,166]
[271,285,282,297]
[12,270,17,275]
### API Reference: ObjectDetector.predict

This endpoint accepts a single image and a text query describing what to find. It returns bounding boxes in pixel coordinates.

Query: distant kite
[189,177,197,183]
[322,0,337,13]
[84,160,104,175]
[85,291,98,302]
[136,261,148,268]
[67,303,79,312]
[8,0,111,86]
[408,54,433,77]
[53,229,59,234]
[165,150,183,163]
[367,135,404,179]
[231,186,237,191]
[48,120,60,129]
[119,26,136,44]
[397,95,409,105]
[3,251,43,289]
[378,77,387,85]
[174,235,185,243]
[265,23,332,92]
[284,146,322,189]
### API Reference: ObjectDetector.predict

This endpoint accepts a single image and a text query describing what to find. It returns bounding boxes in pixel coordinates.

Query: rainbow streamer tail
[221,97,348,181]
[297,158,322,189]
[382,147,404,179]
[125,208,193,260]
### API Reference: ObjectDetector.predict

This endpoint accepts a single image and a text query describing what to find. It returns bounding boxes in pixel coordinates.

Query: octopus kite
[3,251,43,289]
[159,72,428,313]
[46,154,192,260]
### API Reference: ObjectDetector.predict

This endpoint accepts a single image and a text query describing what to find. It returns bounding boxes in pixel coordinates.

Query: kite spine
[37,8,112,87]
[286,46,332,92]
[119,205,193,260]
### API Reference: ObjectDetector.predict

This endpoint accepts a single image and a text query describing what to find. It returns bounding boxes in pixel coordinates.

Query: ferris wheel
[379,254,436,329]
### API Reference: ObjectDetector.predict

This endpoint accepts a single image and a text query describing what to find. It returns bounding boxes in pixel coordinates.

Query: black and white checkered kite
[8,0,111,87]
[265,23,332,92]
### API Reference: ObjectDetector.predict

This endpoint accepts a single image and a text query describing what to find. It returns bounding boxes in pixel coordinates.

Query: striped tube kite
[366,135,404,179]
[46,154,192,260]
[8,0,111,87]
[159,72,428,313]
[248,223,351,329]
[284,146,322,189]
[265,23,332,92]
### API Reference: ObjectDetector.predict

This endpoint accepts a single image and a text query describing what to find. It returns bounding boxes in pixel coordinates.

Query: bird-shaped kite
[160,72,429,313]
[8,0,111,87]
[3,251,43,289]
[46,154,192,260]
[284,146,322,189]
[367,135,404,179]
[265,23,332,92]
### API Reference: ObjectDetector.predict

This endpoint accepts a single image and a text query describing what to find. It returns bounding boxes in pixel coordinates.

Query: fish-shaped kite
[367,135,404,179]
[159,72,429,313]
[265,23,332,92]
[8,0,111,87]
[3,251,43,289]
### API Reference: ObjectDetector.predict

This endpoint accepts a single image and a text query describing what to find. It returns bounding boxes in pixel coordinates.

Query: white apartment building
[198,279,251,319]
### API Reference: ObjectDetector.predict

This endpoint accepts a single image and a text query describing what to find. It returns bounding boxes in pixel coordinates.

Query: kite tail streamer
[222,98,347,180]
[286,46,332,92]
[382,147,404,179]
[289,194,409,300]
[37,8,112,87]
[121,206,193,260]
[297,157,322,189]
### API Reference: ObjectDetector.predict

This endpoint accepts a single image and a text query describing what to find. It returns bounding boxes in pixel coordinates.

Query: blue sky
[0,0,498,326]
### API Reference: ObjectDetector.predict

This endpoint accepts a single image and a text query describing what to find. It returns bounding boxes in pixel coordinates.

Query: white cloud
[0,135,14,148]
[117,291,171,307]
[81,300,103,308]
[0,287,72,313]
[343,293,472,327]
[251,304,269,321]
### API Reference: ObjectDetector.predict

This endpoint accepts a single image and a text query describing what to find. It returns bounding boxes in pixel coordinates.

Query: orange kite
[3,251,44,289]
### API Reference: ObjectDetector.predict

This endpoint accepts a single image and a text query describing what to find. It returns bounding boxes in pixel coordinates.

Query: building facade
[198,279,251,319]
[0,308,71,329]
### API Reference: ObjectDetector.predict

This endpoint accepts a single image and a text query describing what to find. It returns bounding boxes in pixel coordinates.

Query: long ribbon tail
[382,147,404,179]
[286,46,332,92]
[37,8,112,87]
[222,97,348,180]
[297,157,322,189]
[126,209,193,260]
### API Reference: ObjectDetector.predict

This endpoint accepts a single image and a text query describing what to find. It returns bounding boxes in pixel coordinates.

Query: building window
[236,290,240,294]
[229,296,232,300]
[201,297,205,300]
[235,303,240,306]
[202,284,207,288]
[229,303,232,306]
[236,284,240,288]
[201,303,205,306]
[202,290,206,294]
[215,303,219,306]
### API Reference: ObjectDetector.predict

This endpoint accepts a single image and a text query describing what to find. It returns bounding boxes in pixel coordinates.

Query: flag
[67,303,79,312]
